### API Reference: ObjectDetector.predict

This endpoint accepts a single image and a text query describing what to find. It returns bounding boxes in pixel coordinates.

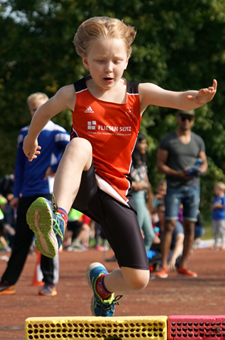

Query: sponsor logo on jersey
[84,106,94,113]
[87,121,96,130]
[87,121,132,135]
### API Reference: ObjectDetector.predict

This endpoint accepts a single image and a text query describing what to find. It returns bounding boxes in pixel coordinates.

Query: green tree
[1,0,225,211]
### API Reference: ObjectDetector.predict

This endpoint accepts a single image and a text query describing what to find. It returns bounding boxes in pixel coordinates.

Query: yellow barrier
[25,316,168,340]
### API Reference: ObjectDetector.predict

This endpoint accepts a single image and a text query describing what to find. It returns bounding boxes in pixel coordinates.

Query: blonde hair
[73,16,136,58]
[27,92,49,104]
[215,182,225,192]
[157,180,167,188]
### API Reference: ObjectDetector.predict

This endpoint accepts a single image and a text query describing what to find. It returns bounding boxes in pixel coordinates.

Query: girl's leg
[86,192,150,298]
[104,267,149,292]
[26,138,93,258]
[53,138,93,212]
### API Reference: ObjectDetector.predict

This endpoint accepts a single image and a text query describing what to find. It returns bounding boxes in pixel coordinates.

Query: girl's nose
[105,61,113,72]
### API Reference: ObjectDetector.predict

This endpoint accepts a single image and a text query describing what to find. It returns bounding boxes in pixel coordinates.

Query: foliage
[1,0,225,210]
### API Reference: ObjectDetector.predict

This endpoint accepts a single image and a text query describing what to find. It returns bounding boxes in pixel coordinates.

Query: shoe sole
[85,262,107,316]
[39,289,57,297]
[26,197,58,258]
[0,286,16,295]
[177,272,198,277]
[155,274,168,279]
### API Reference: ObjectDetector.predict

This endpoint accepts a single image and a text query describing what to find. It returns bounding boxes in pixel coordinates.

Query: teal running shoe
[26,197,65,258]
[86,262,122,316]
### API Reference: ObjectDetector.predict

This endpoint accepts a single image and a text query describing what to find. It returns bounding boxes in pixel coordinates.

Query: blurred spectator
[94,222,109,251]
[211,182,225,250]
[64,209,91,251]
[131,133,159,253]
[152,180,167,208]
[179,204,205,243]
[152,180,167,223]
[156,110,207,278]
[0,174,16,245]
[151,203,184,277]
[194,211,205,239]
[0,195,11,252]
[0,92,70,296]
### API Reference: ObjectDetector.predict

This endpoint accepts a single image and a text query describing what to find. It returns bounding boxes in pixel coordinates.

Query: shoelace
[96,294,123,311]
[53,215,64,239]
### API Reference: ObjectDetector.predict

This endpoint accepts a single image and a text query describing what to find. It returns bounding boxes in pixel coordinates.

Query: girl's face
[82,38,128,90]
[139,139,147,154]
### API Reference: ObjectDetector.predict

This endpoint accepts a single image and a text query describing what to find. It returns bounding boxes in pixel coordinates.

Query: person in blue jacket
[0,92,70,296]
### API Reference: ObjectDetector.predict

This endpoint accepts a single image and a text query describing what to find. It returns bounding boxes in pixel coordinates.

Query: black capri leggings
[72,164,149,270]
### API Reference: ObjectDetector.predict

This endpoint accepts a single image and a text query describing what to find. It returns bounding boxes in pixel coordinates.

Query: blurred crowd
[0,104,224,296]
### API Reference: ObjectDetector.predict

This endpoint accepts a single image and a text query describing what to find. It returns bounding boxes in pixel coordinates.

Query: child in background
[152,180,167,224]
[131,133,159,253]
[24,16,217,317]
[211,182,225,250]
[153,180,167,207]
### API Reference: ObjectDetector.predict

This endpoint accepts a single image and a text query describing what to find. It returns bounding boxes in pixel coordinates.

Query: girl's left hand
[187,79,217,105]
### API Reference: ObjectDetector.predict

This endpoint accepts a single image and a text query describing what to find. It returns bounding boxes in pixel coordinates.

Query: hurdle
[167,315,225,339]
[25,316,168,340]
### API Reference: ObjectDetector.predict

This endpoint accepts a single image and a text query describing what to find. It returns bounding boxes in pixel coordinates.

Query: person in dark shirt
[156,110,207,278]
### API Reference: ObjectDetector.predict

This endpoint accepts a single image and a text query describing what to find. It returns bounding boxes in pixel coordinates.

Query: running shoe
[155,265,168,279]
[177,266,197,277]
[39,283,57,296]
[26,197,65,258]
[95,245,105,251]
[0,282,15,295]
[86,262,122,316]
[67,241,87,252]
[0,246,11,252]
[106,255,117,262]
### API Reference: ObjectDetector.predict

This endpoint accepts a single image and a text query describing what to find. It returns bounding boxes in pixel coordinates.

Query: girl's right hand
[23,135,41,162]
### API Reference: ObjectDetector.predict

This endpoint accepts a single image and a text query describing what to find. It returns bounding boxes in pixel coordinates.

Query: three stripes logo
[84,106,94,113]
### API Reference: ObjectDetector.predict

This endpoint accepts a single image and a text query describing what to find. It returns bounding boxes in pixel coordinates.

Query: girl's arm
[23,84,75,162]
[139,79,217,114]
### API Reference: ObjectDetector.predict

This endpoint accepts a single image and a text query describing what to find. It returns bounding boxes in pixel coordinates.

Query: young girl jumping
[24,16,217,317]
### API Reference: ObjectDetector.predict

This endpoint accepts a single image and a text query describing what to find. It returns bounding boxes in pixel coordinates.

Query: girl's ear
[82,56,89,70]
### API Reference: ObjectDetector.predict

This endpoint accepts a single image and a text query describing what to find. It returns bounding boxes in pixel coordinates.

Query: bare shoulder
[139,82,163,98]
[55,84,76,111]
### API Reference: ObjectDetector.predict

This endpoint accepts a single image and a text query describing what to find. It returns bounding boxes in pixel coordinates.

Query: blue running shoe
[26,197,65,258]
[86,262,122,316]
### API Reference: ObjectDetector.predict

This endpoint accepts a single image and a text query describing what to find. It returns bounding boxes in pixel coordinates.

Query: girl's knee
[69,137,92,154]
[67,138,92,168]
[123,269,149,290]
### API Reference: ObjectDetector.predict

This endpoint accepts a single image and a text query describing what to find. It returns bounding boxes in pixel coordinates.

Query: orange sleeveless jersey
[71,76,141,205]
